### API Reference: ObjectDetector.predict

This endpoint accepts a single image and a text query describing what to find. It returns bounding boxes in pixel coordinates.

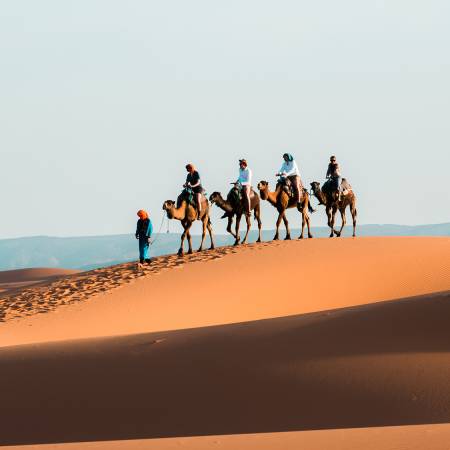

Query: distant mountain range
[0,223,448,271]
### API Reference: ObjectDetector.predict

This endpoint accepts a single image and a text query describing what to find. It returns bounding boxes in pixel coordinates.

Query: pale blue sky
[1,0,449,238]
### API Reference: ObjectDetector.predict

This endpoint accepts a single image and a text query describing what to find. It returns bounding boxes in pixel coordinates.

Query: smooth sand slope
[1,237,450,449]
[1,290,450,446]
[0,267,79,295]
[5,424,450,450]
[0,237,449,346]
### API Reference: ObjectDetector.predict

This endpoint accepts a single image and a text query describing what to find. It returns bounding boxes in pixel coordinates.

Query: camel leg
[255,205,262,243]
[186,221,194,254]
[207,218,215,249]
[197,217,207,252]
[299,210,306,239]
[187,228,194,254]
[335,208,346,237]
[241,213,251,244]
[306,211,313,238]
[274,212,283,240]
[351,204,357,237]
[234,214,242,246]
[226,215,237,239]
[329,205,338,237]
[304,198,313,238]
[283,213,291,240]
[326,207,333,237]
[178,221,188,256]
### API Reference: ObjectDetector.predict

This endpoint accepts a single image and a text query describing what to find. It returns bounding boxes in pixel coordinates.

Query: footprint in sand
[1,246,243,321]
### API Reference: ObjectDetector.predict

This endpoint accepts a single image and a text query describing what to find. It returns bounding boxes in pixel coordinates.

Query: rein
[149,213,169,246]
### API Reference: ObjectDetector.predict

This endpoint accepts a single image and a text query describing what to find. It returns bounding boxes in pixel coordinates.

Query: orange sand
[0,267,79,295]
[1,237,450,449]
[0,237,448,347]
[4,424,450,450]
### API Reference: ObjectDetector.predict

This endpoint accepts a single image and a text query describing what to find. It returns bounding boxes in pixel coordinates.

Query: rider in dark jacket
[326,155,342,199]
[184,163,203,218]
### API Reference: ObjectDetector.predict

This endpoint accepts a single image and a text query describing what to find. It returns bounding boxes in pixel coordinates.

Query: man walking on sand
[136,210,153,265]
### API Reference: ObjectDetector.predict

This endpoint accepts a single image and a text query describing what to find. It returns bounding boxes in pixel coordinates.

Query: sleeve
[135,220,140,238]
[279,162,286,175]
[326,164,331,177]
[146,219,153,237]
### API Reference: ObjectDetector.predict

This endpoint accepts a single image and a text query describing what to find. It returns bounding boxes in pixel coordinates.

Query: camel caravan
[162,154,357,256]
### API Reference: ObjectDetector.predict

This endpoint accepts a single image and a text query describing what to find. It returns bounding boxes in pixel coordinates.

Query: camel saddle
[227,186,255,205]
[177,188,206,209]
[323,178,352,197]
[277,178,304,199]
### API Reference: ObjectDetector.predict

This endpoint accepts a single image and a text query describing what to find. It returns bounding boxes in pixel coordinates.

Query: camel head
[257,181,270,200]
[209,192,223,205]
[162,200,176,219]
[310,181,321,196]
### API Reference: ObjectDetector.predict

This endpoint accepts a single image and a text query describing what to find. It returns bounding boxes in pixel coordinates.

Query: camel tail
[308,203,315,214]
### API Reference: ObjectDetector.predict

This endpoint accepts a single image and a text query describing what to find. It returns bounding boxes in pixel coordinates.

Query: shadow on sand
[1,290,450,446]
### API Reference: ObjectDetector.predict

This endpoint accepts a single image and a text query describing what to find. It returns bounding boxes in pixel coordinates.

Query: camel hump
[341,178,352,191]
[200,195,208,208]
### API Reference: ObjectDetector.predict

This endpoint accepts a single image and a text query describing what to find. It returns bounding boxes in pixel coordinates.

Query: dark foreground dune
[1,290,450,446]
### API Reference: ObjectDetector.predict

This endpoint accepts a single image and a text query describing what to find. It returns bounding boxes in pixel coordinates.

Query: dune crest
[0,237,449,347]
[1,237,450,449]
[0,267,80,296]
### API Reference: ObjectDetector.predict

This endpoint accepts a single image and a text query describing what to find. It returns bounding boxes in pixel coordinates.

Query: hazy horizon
[2,1,449,239]
[1,221,449,241]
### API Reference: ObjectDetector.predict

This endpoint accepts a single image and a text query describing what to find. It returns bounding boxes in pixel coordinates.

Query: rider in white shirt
[276,153,302,206]
[237,159,252,216]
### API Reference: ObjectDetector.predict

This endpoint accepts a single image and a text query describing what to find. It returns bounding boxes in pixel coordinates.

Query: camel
[257,180,313,240]
[209,186,262,245]
[309,181,357,237]
[162,193,215,256]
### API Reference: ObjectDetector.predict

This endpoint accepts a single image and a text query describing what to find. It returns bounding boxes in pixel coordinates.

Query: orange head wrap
[137,210,149,220]
[185,163,195,172]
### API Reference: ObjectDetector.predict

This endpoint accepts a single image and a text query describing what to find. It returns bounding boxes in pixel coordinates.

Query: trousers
[139,238,150,262]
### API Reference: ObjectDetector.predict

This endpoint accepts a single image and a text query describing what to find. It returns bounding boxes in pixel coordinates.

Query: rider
[237,159,252,216]
[276,153,302,207]
[184,163,203,217]
[326,155,342,199]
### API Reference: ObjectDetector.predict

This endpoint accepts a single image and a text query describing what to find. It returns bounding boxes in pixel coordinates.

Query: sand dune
[0,267,79,284]
[0,237,449,346]
[0,267,79,296]
[4,424,450,450]
[1,236,450,449]
[1,290,450,446]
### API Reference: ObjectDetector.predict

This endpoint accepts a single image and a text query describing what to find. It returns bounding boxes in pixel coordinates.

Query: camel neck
[171,202,187,220]
[316,190,327,205]
[216,198,233,213]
